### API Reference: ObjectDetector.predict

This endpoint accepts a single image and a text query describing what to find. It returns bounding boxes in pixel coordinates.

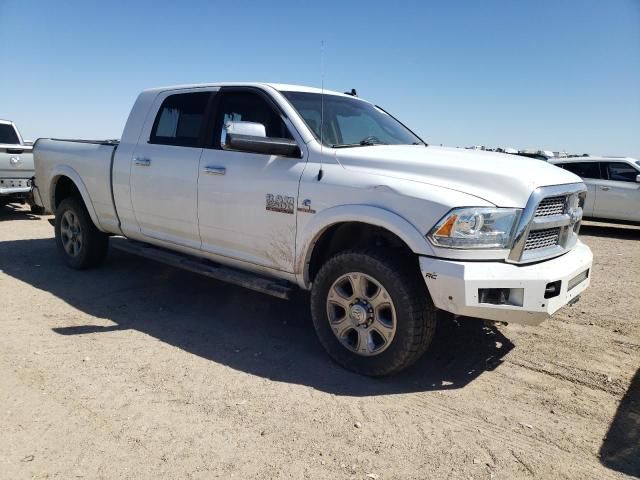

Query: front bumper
[420,240,593,326]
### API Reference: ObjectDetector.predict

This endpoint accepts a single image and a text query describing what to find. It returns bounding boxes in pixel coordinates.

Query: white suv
[550,157,640,223]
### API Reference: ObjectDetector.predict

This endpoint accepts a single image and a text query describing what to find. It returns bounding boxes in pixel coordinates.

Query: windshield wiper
[330,143,385,148]
[330,143,362,148]
[331,137,387,148]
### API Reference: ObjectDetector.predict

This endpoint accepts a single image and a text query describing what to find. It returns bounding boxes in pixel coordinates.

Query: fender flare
[49,165,105,232]
[296,204,435,287]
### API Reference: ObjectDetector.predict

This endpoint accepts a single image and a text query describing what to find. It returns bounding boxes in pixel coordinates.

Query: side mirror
[221,121,301,158]
[636,174,640,183]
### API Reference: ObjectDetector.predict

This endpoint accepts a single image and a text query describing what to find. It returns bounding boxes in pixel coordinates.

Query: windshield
[0,124,20,144]
[282,91,424,148]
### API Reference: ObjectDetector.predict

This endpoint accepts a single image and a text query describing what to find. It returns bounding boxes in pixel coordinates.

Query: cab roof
[141,82,352,98]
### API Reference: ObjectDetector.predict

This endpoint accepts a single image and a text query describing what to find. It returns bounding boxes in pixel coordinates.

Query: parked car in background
[0,120,34,206]
[515,150,555,161]
[550,156,640,223]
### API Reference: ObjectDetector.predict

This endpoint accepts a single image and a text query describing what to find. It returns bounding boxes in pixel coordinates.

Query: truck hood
[335,145,582,207]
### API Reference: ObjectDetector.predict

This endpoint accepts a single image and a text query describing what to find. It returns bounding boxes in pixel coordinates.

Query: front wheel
[310,249,436,376]
[55,197,108,269]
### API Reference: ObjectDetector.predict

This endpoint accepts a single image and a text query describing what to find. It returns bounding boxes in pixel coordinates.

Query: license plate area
[568,269,589,291]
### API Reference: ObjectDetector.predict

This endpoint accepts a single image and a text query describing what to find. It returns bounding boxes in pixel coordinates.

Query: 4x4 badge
[297,198,316,214]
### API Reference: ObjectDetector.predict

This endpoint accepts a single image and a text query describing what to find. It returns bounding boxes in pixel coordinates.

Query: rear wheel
[311,249,436,376]
[55,197,108,269]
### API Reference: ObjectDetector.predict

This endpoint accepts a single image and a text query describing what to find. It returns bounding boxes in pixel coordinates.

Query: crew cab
[0,120,34,205]
[33,83,593,375]
[550,156,640,223]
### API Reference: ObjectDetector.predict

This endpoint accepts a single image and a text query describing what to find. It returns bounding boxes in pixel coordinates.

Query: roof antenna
[318,40,325,181]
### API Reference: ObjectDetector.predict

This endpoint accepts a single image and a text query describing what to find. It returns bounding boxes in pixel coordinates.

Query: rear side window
[559,162,602,179]
[0,124,20,144]
[150,92,210,147]
[605,162,639,182]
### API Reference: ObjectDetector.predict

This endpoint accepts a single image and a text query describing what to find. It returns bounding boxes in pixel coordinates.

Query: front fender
[49,165,105,232]
[296,204,436,287]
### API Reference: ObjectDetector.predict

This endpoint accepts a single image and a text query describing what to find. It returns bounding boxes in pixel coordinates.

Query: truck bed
[33,138,120,232]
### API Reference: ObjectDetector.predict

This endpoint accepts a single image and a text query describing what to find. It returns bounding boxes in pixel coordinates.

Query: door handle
[204,166,226,176]
[599,186,610,191]
[134,157,151,167]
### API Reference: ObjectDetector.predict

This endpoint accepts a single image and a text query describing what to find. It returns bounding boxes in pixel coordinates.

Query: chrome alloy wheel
[326,272,397,356]
[60,210,83,257]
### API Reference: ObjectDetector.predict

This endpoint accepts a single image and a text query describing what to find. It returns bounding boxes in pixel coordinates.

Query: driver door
[197,88,307,271]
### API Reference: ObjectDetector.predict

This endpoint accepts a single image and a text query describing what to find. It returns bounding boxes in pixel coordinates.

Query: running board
[110,238,294,299]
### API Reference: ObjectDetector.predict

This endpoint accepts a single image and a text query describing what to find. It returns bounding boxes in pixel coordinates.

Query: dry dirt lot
[0,203,638,479]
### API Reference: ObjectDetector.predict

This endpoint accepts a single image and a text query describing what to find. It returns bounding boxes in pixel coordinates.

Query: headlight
[427,207,521,249]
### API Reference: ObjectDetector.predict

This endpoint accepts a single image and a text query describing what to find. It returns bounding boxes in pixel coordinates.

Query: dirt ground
[0,203,638,480]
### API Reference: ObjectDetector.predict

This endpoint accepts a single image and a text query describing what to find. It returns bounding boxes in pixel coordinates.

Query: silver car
[550,156,640,223]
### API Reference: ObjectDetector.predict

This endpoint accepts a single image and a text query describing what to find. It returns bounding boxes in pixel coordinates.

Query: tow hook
[568,295,581,307]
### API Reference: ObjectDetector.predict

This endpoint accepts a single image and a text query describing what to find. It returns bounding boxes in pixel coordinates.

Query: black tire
[55,197,108,269]
[310,249,436,376]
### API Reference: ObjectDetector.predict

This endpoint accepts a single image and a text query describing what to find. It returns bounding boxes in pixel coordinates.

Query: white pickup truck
[33,83,593,375]
[1,119,34,205]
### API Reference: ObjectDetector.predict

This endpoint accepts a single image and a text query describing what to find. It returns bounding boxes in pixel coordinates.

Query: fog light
[478,288,524,307]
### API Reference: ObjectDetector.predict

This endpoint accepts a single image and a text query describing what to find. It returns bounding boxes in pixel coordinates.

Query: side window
[560,162,602,179]
[605,162,639,182]
[215,91,292,143]
[0,124,20,144]
[150,92,210,147]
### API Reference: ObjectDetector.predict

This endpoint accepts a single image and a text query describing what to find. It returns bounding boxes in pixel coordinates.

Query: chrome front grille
[524,227,561,251]
[534,196,566,217]
[508,183,587,264]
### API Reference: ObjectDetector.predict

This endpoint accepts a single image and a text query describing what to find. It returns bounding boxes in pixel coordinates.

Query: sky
[1,0,639,157]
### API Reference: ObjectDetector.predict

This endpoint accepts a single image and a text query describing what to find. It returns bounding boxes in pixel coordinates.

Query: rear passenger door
[130,89,215,249]
[595,162,640,222]
[557,161,602,217]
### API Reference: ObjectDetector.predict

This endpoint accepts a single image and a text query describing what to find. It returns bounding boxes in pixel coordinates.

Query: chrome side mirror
[221,121,266,149]
[221,120,301,158]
